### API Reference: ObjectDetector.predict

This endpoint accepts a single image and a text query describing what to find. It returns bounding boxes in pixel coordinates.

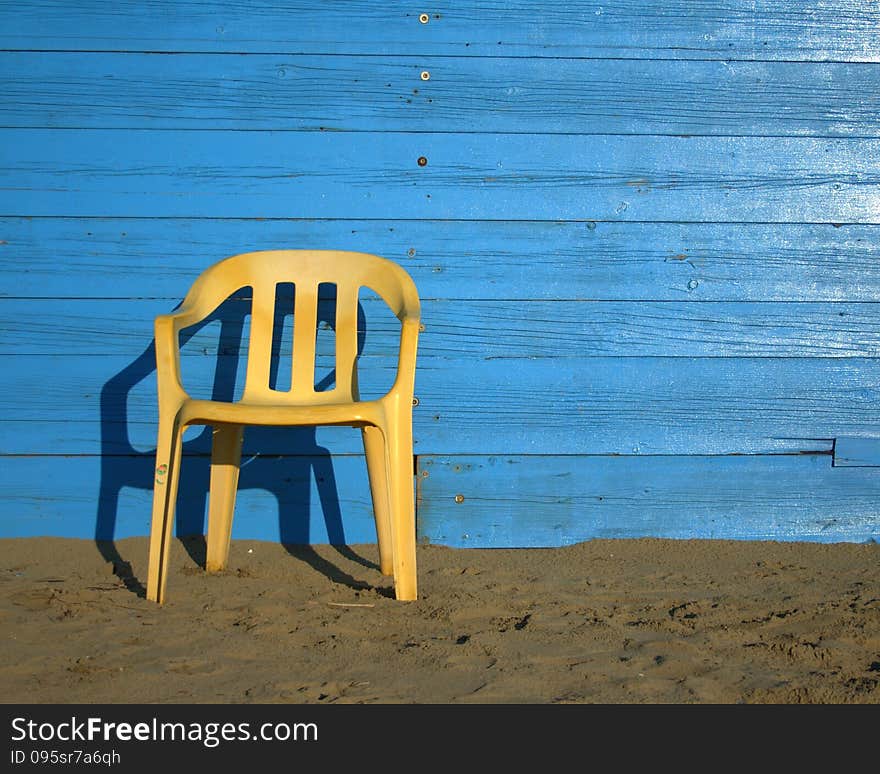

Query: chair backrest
[180,250,419,403]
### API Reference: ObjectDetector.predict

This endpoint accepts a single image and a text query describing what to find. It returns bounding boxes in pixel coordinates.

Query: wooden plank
[1,1,877,61]
[5,53,880,137]
[3,452,876,544]
[3,355,878,456]
[5,298,880,359]
[417,454,880,546]
[834,436,880,467]
[0,297,400,358]
[4,130,879,223]
[4,218,880,302]
[0,453,379,543]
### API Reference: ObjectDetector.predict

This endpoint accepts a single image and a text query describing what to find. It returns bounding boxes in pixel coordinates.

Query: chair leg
[206,424,244,573]
[362,425,393,575]
[384,411,418,601]
[146,413,184,604]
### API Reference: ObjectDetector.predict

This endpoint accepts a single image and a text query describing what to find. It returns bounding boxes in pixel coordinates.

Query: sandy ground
[1,536,878,704]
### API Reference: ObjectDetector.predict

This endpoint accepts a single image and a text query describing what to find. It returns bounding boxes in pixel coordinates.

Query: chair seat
[179,396,386,429]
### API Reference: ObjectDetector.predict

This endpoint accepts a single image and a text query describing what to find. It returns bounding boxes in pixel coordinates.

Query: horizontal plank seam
[5,354,880,360]
[4,356,880,362]
[4,359,880,366]
[0,216,876,226]
[7,358,878,363]
[6,127,880,140]
[5,298,880,304]
[0,451,835,459]
[1,49,879,65]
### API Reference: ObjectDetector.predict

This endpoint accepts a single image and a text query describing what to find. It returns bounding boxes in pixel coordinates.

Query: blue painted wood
[1,1,877,61]
[4,218,880,302]
[834,437,880,467]
[417,455,880,546]
[3,130,880,222]
[6,355,880,456]
[0,454,378,544]
[2,0,879,549]
[5,53,880,137]
[6,298,880,359]
[3,453,877,544]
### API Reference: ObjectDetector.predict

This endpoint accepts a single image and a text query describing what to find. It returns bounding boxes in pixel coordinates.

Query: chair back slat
[290,284,318,398]
[334,283,360,399]
[242,283,276,399]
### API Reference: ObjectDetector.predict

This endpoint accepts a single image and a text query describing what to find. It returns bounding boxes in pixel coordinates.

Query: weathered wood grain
[4,53,880,137]
[5,298,880,359]
[417,454,880,546]
[4,355,878,456]
[4,218,880,302]
[3,130,880,223]
[1,1,877,61]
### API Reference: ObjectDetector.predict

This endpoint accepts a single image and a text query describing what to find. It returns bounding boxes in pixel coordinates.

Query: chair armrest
[154,307,200,404]
[390,316,420,398]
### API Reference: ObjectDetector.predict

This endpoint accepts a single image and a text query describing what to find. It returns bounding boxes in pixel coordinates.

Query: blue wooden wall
[1,1,878,547]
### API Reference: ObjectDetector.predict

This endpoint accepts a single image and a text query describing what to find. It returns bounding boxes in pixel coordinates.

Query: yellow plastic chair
[146,250,420,603]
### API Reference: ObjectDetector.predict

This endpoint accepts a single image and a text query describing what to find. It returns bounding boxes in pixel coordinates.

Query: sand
[0,536,878,704]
